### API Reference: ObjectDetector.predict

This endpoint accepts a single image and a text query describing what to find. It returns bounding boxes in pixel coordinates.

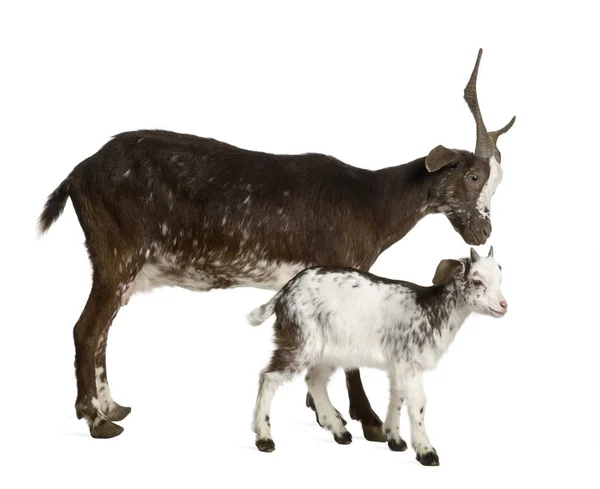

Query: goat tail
[247,293,280,326]
[38,177,71,235]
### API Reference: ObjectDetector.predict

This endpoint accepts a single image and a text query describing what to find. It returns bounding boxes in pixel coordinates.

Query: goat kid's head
[432,246,507,318]
[425,49,515,246]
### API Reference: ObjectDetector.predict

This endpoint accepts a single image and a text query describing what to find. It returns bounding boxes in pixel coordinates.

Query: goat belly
[320,343,389,370]
[132,254,307,294]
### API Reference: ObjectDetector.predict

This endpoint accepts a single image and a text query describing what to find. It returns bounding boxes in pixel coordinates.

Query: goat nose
[500,300,508,310]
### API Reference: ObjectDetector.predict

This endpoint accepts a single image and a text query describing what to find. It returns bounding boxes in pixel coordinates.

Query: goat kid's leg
[74,281,124,438]
[306,365,352,445]
[405,376,439,466]
[383,367,408,452]
[95,329,131,422]
[253,358,297,452]
[345,369,386,442]
[306,391,346,426]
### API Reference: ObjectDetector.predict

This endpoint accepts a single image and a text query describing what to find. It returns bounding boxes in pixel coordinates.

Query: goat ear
[432,259,463,286]
[425,145,461,172]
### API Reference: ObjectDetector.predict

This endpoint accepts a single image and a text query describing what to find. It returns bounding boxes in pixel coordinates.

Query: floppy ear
[432,259,463,286]
[425,145,461,172]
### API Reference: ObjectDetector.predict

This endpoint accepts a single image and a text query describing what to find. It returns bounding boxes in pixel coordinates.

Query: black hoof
[362,423,386,442]
[256,438,275,453]
[107,404,132,422]
[416,449,440,466]
[349,406,385,442]
[388,438,408,452]
[333,431,353,445]
[90,418,124,439]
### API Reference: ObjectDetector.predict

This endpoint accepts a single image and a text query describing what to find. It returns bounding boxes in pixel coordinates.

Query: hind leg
[74,279,125,438]
[253,344,301,452]
[95,329,131,422]
[306,364,352,445]
[95,277,134,421]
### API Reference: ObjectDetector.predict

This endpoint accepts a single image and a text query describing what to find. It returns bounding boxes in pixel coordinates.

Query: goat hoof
[416,449,439,466]
[90,418,124,439]
[256,438,275,452]
[388,438,408,452]
[333,431,353,445]
[350,406,385,441]
[106,404,132,422]
[362,423,386,442]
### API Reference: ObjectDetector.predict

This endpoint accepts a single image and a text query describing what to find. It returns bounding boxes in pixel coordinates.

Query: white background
[1,1,598,488]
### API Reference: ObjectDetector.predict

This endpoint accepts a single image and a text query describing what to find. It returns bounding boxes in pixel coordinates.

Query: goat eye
[470,174,478,182]
[472,280,482,286]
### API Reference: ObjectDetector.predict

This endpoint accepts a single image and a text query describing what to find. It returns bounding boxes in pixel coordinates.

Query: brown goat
[39,49,514,439]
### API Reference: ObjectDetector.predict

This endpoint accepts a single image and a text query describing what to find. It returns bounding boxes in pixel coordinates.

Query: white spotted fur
[95,366,117,414]
[248,251,507,458]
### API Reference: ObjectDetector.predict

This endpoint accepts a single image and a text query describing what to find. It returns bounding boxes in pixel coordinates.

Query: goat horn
[488,246,494,258]
[470,248,480,262]
[463,49,495,159]
[489,116,516,146]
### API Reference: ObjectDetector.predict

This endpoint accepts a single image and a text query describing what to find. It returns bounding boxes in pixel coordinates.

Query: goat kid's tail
[38,178,71,235]
[247,292,281,326]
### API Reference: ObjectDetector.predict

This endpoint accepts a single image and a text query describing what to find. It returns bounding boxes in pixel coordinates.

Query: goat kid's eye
[472,280,483,286]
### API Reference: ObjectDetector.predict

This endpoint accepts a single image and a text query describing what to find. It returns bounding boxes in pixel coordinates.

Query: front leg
[383,366,407,451]
[405,375,439,466]
[345,369,386,442]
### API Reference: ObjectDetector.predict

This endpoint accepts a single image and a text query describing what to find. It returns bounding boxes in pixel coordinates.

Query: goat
[248,247,507,465]
[38,49,514,439]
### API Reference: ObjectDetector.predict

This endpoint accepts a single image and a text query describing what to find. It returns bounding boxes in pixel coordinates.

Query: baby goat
[247,247,507,465]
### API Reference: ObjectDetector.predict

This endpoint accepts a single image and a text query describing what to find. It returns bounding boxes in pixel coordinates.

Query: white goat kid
[247,246,507,465]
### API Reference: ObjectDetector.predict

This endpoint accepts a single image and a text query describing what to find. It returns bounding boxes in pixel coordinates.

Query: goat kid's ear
[432,259,464,286]
[425,145,461,172]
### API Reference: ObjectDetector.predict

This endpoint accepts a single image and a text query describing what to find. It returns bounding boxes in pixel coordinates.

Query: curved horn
[464,49,495,159]
[489,116,516,146]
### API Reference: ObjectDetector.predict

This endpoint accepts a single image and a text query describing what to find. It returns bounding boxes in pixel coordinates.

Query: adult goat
[39,49,514,439]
